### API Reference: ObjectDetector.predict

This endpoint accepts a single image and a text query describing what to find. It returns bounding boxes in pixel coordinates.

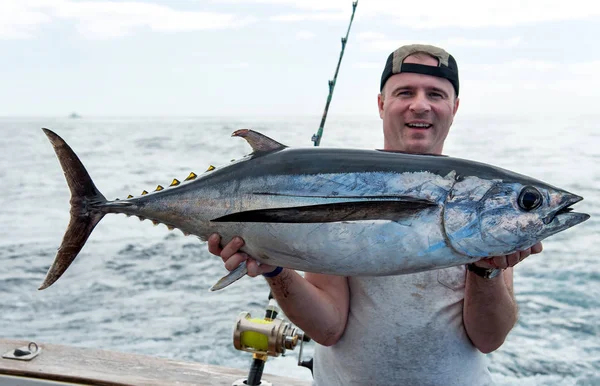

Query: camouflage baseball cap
[380,44,459,96]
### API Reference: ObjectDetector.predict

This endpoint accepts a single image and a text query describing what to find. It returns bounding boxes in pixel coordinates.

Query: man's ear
[453,96,460,116]
[377,93,385,119]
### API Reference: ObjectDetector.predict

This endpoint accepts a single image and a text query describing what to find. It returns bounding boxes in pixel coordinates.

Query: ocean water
[0,115,598,385]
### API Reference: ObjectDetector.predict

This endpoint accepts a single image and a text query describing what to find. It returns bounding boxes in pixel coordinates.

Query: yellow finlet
[206,165,215,172]
[170,179,180,186]
[141,190,148,195]
[185,172,197,181]
[127,194,133,199]
[152,220,159,226]
[155,185,164,191]
[167,225,175,231]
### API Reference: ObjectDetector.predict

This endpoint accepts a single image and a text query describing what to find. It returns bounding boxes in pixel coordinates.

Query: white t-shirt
[312,265,494,386]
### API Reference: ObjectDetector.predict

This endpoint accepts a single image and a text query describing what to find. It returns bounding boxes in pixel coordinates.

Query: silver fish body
[40,129,590,290]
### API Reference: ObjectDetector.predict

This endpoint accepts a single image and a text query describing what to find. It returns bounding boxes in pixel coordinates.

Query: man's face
[378,55,459,155]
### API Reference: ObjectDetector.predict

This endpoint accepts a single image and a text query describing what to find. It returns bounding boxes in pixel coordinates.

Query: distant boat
[68,113,82,119]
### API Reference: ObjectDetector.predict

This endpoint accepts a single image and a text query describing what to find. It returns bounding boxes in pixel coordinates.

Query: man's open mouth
[406,123,432,129]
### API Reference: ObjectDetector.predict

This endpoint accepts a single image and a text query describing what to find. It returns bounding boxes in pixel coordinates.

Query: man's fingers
[519,249,531,261]
[207,233,222,256]
[220,237,245,260]
[531,242,543,254]
[506,252,520,267]
[504,248,533,267]
[473,257,496,269]
[246,259,276,277]
[225,253,250,271]
[473,242,543,271]
[246,259,260,277]
[208,234,269,279]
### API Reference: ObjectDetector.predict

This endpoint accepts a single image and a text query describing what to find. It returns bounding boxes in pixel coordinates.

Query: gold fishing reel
[233,311,302,357]
[231,297,312,386]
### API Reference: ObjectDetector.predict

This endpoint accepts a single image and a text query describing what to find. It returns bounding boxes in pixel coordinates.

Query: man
[208,44,543,385]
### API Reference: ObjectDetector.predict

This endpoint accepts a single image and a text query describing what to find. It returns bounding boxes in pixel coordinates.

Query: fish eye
[518,186,543,211]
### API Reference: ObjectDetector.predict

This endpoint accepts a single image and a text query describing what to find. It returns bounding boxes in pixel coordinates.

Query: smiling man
[209,44,542,385]
[378,45,459,155]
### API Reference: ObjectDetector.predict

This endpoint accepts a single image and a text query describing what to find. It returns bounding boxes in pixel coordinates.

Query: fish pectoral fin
[211,200,437,223]
[210,260,249,291]
[232,129,287,154]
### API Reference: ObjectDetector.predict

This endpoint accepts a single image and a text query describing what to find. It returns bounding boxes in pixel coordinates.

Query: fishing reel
[233,311,301,357]
[231,295,312,386]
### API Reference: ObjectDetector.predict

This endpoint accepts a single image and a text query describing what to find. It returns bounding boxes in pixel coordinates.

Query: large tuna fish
[39,128,589,291]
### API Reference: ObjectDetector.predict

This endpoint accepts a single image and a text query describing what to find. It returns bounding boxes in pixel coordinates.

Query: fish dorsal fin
[232,129,287,154]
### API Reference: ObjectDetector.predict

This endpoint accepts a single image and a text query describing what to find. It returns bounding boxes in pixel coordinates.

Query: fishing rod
[311,0,358,147]
[231,3,359,384]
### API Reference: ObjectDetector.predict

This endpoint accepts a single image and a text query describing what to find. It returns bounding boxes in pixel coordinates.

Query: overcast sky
[1,0,599,117]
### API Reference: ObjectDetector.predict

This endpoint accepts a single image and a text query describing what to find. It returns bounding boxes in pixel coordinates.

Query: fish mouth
[544,194,590,226]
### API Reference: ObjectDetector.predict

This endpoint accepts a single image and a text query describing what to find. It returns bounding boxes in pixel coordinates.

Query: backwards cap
[380,44,459,96]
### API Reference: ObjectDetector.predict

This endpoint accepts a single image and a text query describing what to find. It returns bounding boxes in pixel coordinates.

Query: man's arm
[463,242,543,353]
[208,234,350,346]
[267,271,349,346]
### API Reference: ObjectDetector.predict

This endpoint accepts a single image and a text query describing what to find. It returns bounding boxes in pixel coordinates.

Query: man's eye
[396,91,411,96]
[429,92,443,99]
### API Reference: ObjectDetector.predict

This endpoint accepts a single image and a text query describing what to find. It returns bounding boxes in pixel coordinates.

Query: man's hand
[207,233,278,276]
[474,242,543,270]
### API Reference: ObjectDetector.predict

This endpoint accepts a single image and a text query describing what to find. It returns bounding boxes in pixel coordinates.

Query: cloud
[353,62,380,69]
[227,0,600,28]
[0,0,256,40]
[358,38,436,53]
[296,30,316,39]
[462,59,591,74]
[357,32,385,40]
[459,59,600,106]
[225,62,249,69]
[0,1,53,39]
[357,34,523,52]
[269,12,349,22]
[4,0,598,40]
[570,61,600,76]
[445,37,522,48]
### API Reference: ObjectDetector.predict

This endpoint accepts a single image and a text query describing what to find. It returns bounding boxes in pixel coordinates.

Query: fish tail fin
[39,128,107,290]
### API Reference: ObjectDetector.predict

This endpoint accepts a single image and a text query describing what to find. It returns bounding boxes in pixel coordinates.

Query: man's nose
[409,92,431,114]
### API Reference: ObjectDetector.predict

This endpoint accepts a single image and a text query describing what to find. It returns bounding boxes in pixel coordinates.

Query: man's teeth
[407,123,431,128]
